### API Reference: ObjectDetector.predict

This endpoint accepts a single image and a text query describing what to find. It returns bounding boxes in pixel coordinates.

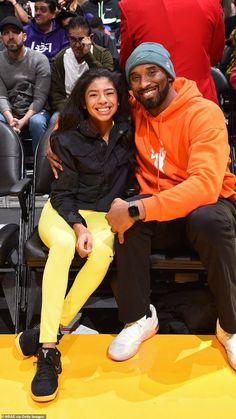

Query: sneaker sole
[15,332,30,359]
[108,325,159,362]
[31,388,58,402]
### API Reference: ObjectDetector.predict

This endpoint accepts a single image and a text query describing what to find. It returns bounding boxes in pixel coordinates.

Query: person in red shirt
[119,0,225,103]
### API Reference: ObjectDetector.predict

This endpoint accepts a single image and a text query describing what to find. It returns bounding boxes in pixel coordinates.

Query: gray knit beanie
[125,42,176,82]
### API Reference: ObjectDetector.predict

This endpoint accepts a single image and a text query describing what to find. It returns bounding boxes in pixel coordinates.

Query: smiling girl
[15,68,135,402]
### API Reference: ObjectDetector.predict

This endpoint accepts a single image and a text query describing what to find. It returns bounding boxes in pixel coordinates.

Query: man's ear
[23,32,27,42]
[89,33,94,40]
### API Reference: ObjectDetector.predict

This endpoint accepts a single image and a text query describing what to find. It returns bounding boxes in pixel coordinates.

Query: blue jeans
[0,110,51,152]
[49,111,59,128]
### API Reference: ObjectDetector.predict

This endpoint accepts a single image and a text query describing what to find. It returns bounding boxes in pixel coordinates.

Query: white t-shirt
[64,47,90,96]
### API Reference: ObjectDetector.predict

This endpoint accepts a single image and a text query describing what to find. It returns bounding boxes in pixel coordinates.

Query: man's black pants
[115,199,236,333]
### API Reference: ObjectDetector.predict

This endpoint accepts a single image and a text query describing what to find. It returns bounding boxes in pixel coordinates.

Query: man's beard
[6,41,24,52]
[136,80,170,111]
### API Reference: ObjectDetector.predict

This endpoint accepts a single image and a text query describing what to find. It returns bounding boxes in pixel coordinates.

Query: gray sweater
[0,47,51,116]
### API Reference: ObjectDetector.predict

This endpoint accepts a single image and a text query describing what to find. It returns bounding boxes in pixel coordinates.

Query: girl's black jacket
[50,118,135,226]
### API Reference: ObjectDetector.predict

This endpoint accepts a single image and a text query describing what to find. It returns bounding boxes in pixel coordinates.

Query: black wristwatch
[128,204,140,221]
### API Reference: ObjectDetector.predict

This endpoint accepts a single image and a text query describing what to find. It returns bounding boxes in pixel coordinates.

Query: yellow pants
[38,200,114,343]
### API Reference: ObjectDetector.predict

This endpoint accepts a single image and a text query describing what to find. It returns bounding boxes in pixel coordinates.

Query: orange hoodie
[133,77,236,222]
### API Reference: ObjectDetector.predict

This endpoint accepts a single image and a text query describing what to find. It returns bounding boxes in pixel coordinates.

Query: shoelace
[34,355,58,380]
[125,315,148,329]
[117,319,148,342]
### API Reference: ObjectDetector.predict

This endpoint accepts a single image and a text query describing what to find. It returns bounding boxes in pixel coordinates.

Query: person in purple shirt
[24,0,69,65]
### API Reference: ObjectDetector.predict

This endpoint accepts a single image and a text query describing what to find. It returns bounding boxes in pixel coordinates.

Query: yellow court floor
[0,334,236,419]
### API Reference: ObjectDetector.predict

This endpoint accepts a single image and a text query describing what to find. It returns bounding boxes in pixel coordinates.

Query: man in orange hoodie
[106,42,236,369]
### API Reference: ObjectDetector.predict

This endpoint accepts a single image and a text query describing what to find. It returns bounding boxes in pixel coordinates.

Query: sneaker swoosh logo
[55,364,61,373]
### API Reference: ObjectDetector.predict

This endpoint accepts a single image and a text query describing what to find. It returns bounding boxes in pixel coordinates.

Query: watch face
[128,205,140,218]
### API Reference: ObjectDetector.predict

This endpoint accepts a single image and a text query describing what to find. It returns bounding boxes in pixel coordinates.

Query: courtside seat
[25,228,84,269]
[0,225,19,264]
[25,229,204,271]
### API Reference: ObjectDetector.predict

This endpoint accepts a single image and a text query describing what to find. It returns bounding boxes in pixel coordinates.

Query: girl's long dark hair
[53,67,135,167]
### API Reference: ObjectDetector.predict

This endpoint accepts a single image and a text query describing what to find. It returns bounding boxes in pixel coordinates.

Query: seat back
[211,67,229,108]
[0,121,30,332]
[28,126,55,231]
[34,126,55,195]
[0,121,24,194]
[218,45,233,74]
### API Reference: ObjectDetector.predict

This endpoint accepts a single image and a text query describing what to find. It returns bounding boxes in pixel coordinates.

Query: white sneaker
[216,319,236,370]
[108,304,158,361]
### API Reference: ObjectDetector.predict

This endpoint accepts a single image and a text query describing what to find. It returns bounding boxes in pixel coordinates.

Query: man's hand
[46,139,63,179]
[106,198,135,244]
[57,0,66,8]
[9,119,18,132]
[81,36,92,55]
[4,111,18,131]
[73,223,93,258]
[12,117,26,134]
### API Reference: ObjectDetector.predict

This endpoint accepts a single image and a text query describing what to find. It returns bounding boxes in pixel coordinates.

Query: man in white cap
[106,42,236,369]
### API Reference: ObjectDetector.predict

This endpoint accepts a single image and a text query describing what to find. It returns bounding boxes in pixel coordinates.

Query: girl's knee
[88,243,114,264]
[51,233,76,257]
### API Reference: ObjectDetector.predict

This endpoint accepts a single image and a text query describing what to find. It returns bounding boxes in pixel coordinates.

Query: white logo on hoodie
[32,41,52,53]
[151,145,166,173]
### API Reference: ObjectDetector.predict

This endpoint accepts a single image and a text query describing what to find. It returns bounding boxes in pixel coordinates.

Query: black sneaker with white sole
[15,325,63,358]
[31,347,62,402]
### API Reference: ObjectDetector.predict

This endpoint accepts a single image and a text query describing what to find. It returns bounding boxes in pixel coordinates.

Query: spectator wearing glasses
[24,0,69,65]
[49,15,114,113]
